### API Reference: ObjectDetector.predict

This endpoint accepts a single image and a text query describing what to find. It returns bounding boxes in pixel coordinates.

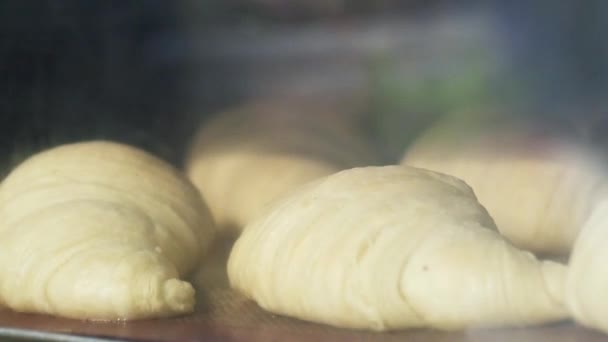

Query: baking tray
[0,237,605,342]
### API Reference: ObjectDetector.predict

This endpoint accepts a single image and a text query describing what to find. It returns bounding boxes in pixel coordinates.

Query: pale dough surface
[566,198,608,333]
[228,166,567,331]
[402,118,606,255]
[0,141,215,320]
[185,99,378,233]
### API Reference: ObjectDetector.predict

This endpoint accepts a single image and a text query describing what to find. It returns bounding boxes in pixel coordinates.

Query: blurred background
[1,0,607,175]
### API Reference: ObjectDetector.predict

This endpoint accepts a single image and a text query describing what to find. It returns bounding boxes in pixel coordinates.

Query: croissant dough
[402,118,606,255]
[566,198,608,333]
[228,166,567,331]
[185,99,378,232]
[0,141,215,320]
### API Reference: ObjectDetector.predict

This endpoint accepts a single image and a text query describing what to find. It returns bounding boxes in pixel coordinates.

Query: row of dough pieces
[0,100,606,334]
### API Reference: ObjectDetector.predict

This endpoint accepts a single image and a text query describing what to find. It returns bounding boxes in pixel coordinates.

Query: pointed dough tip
[163,279,196,314]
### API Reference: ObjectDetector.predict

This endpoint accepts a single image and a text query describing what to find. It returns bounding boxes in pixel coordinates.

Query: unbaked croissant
[402,117,606,255]
[228,166,567,331]
[0,141,215,320]
[185,99,379,233]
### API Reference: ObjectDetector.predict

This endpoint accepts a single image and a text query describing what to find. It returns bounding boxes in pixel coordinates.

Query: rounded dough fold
[566,198,608,333]
[402,118,606,255]
[0,141,215,320]
[228,166,567,331]
[185,99,378,233]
